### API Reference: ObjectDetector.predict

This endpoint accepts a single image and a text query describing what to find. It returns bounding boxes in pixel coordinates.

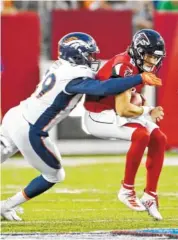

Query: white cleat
[140,192,163,221]
[1,201,23,221]
[118,186,146,211]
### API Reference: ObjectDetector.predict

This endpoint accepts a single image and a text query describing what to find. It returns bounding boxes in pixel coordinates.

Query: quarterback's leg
[122,123,150,187]
[84,110,147,211]
[118,123,150,211]
[140,127,167,220]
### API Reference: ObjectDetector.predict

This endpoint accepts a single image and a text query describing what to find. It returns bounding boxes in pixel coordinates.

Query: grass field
[1,155,178,233]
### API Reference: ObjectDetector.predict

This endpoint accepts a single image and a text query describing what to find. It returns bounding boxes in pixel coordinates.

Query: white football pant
[83,110,159,140]
[1,105,65,183]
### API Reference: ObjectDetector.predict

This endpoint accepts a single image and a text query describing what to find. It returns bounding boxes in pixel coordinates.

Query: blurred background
[1,0,178,155]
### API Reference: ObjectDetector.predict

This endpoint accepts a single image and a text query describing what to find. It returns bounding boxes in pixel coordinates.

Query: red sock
[123,123,150,186]
[145,128,167,193]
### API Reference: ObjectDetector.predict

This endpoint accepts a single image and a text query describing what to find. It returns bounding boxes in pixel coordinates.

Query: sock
[123,123,150,186]
[24,175,55,198]
[5,191,27,209]
[5,175,55,209]
[122,181,134,190]
[145,128,167,193]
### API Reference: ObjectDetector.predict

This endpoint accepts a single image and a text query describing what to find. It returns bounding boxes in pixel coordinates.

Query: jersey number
[35,73,56,98]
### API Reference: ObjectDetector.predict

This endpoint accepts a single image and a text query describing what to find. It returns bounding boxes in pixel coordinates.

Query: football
[130,92,143,106]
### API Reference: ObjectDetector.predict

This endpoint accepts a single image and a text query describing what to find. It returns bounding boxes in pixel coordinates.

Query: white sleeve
[54,65,95,94]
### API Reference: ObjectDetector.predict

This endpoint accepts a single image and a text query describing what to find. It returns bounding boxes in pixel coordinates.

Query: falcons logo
[124,67,133,77]
[134,33,150,47]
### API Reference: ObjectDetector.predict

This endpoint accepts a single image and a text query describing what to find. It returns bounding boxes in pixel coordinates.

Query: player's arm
[115,90,146,117]
[65,73,161,96]
[115,90,164,120]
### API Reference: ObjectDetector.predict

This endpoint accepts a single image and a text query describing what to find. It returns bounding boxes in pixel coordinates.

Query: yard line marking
[2,156,178,169]
[31,206,178,212]
[2,184,178,197]
[1,231,177,240]
[2,218,178,225]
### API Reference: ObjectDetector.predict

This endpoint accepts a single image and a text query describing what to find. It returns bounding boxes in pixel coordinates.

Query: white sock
[5,191,28,209]
[123,183,134,188]
[150,191,157,196]
[122,183,134,190]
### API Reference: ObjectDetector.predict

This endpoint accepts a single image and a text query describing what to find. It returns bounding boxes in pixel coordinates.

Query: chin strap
[142,65,154,73]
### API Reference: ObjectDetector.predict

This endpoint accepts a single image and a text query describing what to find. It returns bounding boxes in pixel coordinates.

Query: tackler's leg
[1,120,65,221]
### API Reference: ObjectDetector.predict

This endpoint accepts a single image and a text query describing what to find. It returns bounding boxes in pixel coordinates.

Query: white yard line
[1,218,178,225]
[30,206,178,212]
[0,234,171,240]
[1,156,178,169]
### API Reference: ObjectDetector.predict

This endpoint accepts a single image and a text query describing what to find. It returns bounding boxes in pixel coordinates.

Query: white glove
[0,135,12,155]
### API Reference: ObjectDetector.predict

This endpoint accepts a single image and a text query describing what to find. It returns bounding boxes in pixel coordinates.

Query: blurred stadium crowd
[1,0,178,58]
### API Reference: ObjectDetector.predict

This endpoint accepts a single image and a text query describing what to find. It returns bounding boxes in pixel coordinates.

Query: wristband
[142,106,154,116]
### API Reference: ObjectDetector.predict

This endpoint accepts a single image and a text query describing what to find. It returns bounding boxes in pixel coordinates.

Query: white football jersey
[20,59,95,131]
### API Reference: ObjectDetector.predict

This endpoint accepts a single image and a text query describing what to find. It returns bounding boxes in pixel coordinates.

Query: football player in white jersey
[0,32,162,221]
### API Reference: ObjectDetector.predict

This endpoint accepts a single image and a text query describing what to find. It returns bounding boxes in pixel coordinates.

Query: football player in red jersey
[84,29,167,220]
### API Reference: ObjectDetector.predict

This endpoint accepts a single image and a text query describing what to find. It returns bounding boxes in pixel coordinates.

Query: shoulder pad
[72,65,95,79]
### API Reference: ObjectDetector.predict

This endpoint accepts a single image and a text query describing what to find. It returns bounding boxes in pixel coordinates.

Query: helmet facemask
[81,51,100,72]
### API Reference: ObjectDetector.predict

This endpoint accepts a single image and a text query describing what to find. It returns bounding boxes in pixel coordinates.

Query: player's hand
[141,72,162,86]
[150,106,164,122]
[0,135,12,155]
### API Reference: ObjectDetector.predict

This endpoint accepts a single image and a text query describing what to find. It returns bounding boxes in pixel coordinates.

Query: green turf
[1,159,178,233]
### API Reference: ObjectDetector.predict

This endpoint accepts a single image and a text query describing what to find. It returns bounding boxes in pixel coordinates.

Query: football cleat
[118,186,146,211]
[140,192,163,221]
[1,200,23,221]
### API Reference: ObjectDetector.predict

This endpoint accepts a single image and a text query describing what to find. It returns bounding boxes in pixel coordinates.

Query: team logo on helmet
[134,33,150,47]
[64,37,78,43]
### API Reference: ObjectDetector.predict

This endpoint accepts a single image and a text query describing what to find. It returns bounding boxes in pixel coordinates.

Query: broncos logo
[64,40,90,51]
[63,37,78,43]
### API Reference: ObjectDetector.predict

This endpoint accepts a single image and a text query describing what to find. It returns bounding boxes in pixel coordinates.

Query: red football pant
[145,128,167,193]
[123,123,150,188]
[123,124,167,193]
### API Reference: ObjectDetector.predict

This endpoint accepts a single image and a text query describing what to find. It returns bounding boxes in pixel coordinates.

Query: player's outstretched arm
[65,73,162,96]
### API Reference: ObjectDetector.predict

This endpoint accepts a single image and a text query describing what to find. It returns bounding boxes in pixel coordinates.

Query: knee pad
[42,167,65,183]
[151,128,167,146]
[132,127,150,144]
[56,167,65,182]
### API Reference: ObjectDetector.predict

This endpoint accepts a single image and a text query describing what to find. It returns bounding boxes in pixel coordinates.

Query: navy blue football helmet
[129,29,166,72]
[58,32,100,71]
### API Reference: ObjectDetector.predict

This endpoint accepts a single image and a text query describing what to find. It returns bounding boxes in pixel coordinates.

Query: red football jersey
[84,52,143,112]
